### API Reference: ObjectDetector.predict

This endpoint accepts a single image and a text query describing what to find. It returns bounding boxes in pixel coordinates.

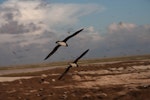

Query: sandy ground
[0,59,150,100]
[0,65,64,76]
[0,61,123,76]
[0,77,32,82]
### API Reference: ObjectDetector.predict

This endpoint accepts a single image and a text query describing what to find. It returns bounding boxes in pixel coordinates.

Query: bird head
[55,41,59,43]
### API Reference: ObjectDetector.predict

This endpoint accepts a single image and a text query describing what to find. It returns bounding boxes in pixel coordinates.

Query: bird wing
[63,28,84,42]
[58,66,72,80]
[74,49,89,63]
[44,45,60,60]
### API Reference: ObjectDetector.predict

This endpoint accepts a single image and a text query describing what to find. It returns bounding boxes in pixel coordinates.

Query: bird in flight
[44,28,84,60]
[58,49,89,80]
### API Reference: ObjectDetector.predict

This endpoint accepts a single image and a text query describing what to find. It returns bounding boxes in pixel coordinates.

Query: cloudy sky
[0,0,150,66]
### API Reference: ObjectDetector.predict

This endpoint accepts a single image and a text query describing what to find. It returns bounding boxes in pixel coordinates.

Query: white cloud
[0,0,102,44]
[0,0,103,32]
[0,0,104,66]
[76,26,102,46]
[108,22,136,33]
[93,22,150,57]
[0,0,103,44]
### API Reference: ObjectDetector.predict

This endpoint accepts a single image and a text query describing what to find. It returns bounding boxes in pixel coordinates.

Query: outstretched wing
[44,45,60,60]
[63,28,84,42]
[58,66,72,80]
[74,49,89,63]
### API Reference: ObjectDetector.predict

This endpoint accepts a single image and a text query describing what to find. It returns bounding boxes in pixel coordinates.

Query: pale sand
[0,77,32,82]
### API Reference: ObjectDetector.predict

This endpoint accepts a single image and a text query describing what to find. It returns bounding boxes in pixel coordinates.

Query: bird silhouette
[58,49,89,80]
[44,28,84,60]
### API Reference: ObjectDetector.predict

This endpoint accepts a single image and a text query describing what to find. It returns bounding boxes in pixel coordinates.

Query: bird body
[44,28,84,60]
[56,41,68,47]
[69,62,78,67]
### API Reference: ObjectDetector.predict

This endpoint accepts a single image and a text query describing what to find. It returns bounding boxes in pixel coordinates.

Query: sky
[0,0,150,66]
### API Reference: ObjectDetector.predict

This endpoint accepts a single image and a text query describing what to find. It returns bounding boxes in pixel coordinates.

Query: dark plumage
[58,49,89,80]
[44,28,84,60]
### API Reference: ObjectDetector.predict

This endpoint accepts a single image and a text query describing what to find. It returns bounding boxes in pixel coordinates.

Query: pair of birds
[44,28,89,80]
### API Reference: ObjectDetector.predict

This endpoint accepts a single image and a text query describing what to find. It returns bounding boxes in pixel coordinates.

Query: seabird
[58,49,89,80]
[44,28,84,60]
